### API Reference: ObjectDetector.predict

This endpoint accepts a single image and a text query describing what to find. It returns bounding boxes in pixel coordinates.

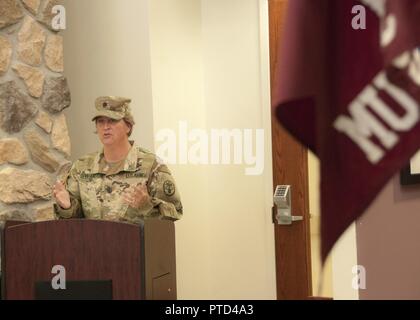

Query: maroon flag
[273,0,420,261]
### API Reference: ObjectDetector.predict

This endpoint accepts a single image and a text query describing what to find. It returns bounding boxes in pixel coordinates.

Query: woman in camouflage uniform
[53,96,183,224]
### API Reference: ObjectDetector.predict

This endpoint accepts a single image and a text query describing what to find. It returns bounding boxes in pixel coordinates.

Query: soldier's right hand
[53,180,71,209]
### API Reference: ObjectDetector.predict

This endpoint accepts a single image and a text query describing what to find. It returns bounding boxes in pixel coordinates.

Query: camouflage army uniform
[54,144,183,224]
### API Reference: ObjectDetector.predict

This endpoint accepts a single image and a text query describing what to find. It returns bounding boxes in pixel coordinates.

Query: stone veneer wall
[0,0,71,225]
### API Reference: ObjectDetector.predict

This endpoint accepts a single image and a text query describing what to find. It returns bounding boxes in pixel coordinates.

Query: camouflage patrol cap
[92,96,135,125]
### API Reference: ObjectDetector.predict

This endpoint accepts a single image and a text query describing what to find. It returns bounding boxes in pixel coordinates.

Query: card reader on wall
[273,185,303,225]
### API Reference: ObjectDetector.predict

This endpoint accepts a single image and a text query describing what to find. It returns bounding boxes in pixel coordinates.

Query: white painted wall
[308,152,333,297]
[200,0,275,299]
[308,153,359,300]
[63,0,154,158]
[64,0,275,299]
[332,224,359,300]
[148,0,211,299]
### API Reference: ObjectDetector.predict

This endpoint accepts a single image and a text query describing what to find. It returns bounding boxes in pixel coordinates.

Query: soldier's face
[96,117,130,146]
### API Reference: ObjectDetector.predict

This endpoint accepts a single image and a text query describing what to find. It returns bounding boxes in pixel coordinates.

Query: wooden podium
[1,219,177,300]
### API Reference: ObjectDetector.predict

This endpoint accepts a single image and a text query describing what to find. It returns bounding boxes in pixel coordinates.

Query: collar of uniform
[122,142,140,172]
[88,141,139,174]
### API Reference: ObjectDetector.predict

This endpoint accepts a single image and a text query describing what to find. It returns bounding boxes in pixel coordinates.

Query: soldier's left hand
[122,183,151,209]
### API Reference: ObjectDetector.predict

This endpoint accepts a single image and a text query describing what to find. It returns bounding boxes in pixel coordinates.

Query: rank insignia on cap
[163,180,175,196]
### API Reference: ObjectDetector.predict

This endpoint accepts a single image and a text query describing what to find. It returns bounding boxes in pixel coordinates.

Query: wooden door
[269,0,313,300]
